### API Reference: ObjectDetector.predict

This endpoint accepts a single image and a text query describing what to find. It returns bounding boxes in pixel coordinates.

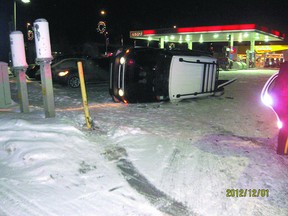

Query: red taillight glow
[128,59,134,65]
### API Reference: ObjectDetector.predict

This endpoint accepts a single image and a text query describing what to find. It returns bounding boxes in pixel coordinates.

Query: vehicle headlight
[118,89,124,97]
[277,120,283,129]
[261,93,273,107]
[120,57,125,65]
[58,70,69,77]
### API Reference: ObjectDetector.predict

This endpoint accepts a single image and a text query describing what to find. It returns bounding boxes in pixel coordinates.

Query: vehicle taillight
[127,59,134,65]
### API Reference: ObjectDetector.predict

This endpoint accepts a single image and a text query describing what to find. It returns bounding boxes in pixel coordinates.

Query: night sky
[1,0,288,62]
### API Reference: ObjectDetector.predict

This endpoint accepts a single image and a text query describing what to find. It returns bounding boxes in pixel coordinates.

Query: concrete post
[14,67,29,113]
[0,62,12,108]
[37,59,55,118]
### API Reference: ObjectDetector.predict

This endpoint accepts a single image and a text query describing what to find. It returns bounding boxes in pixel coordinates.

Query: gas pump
[246,50,255,68]
[261,62,288,154]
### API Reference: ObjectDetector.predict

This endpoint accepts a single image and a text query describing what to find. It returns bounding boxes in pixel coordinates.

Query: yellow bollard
[77,61,92,129]
[285,138,288,155]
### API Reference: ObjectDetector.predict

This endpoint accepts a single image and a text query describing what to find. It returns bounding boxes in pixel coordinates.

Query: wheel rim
[68,76,80,88]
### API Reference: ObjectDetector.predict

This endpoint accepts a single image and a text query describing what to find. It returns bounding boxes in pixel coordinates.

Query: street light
[100,10,106,16]
[13,0,31,31]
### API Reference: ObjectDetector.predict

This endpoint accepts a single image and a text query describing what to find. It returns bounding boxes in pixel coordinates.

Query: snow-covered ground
[0,69,288,216]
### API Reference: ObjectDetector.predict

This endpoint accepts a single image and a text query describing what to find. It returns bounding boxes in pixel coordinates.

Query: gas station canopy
[130,24,285,44]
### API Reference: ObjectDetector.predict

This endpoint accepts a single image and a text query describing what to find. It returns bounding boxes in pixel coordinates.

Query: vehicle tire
[277,129,288,155]
[67,74,80,88]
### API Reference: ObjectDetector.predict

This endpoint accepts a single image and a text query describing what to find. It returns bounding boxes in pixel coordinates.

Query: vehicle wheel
[67,74,80,88]
[277,129,288,155]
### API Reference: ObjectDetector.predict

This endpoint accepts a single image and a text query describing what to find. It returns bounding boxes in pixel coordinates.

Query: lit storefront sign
[130,31,143,37]
[255,45,288,54]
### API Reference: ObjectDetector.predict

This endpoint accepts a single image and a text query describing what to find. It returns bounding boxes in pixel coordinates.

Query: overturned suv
[109,47,224,103]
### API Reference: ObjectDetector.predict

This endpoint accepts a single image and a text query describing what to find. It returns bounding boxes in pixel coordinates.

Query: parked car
[26,54,90,80]
[26,64,40,79]
[33,56,110,87]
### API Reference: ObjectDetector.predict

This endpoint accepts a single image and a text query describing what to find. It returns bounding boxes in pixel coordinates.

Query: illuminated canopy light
[170,35,175,40]
[238,33,243,42]
[185,35,191,42]
[213,34,219,38]
[148,37,152,41]
[199,35,203,43]
[179,35,183,43]
[255,33,260,40]
[134,24,285,43]
[22,0,30,3]
[164,36,169,42]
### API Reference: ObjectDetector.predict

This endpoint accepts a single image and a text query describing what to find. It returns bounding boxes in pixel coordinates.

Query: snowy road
[1,69,288,215]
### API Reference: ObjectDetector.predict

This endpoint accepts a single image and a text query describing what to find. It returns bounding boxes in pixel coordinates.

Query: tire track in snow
[159,148,182,193]
[117,158,197,216]
[0,181,57,216]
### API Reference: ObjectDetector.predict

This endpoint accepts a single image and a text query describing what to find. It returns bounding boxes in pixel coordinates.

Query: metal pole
[14,0,17,30]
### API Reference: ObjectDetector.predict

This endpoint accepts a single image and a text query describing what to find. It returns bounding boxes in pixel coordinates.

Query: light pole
[13,0,30,31]
[99,10,109,55]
